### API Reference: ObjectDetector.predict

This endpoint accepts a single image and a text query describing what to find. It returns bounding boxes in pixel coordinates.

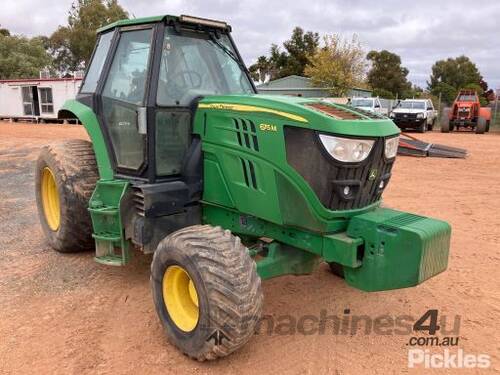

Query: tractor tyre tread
[151,225,263,361]
[476,117,486,134]
[35,140,98,252]
[441,108,451,133]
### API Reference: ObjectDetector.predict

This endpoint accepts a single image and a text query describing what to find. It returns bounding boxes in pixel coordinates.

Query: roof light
[179,15,228,29]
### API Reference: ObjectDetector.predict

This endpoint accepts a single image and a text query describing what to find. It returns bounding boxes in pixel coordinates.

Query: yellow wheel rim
[162,265,199,332]
[41,167,60,231]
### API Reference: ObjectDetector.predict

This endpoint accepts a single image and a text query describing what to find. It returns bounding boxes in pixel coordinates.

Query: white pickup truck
[389,99,438,132]
[349,97,388,116]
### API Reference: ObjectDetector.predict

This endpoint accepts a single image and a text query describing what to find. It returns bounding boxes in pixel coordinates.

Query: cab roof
[97,14,231,33]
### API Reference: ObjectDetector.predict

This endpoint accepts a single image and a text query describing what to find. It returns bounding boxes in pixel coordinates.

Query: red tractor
[441,89,491,134]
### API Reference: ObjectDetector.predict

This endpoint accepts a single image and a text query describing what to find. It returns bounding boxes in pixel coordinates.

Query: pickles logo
[368,168,378,181]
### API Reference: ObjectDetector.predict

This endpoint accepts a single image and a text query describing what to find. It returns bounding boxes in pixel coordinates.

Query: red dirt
[0,121,499,374]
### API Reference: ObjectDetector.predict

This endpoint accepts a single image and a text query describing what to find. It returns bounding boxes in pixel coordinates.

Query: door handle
[137,107,147,135]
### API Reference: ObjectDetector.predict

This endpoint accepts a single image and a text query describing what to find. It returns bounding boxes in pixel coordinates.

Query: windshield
[157,27,254,106]
[398,101,425,110]
[351,99,373,107]
[458,94,476,101]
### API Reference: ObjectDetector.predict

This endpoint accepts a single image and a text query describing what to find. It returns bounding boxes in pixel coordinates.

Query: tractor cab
[75,15,255,181]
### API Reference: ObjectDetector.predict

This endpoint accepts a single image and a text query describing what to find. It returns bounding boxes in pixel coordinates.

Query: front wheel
[418,119,427,133]
[151,225,263,361]
[428,118,435,131]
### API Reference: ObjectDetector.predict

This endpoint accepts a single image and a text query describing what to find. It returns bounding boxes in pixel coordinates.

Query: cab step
[94,254,127,266]
[88,179,131,266]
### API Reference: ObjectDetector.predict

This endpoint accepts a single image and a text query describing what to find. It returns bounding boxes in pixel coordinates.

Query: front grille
[394,113,417,121]
[284,127,395,211]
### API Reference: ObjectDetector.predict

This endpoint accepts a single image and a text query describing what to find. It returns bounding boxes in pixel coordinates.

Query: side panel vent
[233,118,259,151]
[239,157,258,189]
[132,186,145,217]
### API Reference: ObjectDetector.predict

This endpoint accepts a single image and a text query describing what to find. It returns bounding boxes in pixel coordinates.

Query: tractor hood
[197,94,400,138]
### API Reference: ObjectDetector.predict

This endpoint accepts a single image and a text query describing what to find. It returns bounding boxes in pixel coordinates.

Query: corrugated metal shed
[256,75,372,98]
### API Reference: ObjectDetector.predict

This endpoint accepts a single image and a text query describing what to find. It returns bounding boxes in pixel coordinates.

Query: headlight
[389,112,395,118]
[319,134,374,162]
[384,136,399,159]
[416,113,424,119]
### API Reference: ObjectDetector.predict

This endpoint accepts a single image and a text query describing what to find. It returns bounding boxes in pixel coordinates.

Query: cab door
[99,26,154,176]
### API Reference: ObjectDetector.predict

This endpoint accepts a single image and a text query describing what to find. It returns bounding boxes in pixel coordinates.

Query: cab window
[102,28,153,170]
[81,32,113,93]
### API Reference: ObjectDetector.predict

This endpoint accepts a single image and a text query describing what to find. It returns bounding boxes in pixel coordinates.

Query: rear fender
[58,100,113,180]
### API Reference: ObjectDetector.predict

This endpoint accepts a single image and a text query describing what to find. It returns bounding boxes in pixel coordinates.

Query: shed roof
[0,78,82,84]
[257,75,371,93]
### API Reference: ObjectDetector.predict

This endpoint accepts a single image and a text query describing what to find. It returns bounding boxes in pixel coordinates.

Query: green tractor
[35,15,451,360]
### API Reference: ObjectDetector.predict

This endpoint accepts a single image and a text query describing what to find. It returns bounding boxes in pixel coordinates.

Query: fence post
[494,89,499,126]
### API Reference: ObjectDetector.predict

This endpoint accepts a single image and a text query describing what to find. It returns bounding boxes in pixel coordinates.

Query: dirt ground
[0,122,499,375]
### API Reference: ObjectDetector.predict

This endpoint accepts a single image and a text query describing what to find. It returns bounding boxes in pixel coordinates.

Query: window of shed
[39,88,54,113]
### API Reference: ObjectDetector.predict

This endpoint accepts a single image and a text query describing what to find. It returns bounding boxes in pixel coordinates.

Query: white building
[0,77,82,122]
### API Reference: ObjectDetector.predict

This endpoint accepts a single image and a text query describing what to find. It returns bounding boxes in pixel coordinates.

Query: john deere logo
[368,169,378,181]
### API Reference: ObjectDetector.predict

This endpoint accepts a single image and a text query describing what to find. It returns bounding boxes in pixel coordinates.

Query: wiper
[208,33,249,74]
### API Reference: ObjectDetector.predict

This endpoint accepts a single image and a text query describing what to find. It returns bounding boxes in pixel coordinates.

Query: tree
[0,24,10,36]
[248,27,319,81]
[48,0,128,74]
[279,27,320,78]
[430,82,457,104]
[480,79,494,104]
[248,55,272,83]
[366,50,411,98]
[0,34,51,79]
[427,56,484,104]
[304,34,366,96]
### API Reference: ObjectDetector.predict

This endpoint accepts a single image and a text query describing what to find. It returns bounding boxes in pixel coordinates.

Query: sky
[1,0,499,89]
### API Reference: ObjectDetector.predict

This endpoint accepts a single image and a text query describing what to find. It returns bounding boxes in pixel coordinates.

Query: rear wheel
[441,108,450,133]
[476,117,486,134]
[35,140,98,252]
[151,225,263,361]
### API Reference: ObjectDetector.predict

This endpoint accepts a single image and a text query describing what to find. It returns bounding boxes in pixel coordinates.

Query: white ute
[389,99,438,133]
[350,97,388,116]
